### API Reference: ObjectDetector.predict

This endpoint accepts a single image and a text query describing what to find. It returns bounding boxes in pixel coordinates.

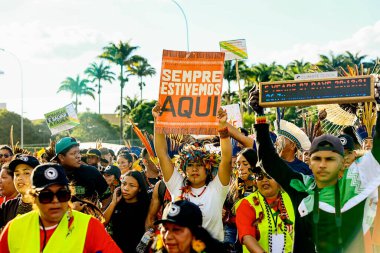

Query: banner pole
[235,59,244,126]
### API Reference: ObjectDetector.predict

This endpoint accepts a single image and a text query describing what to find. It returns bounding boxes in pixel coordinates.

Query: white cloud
[258,20,380,65]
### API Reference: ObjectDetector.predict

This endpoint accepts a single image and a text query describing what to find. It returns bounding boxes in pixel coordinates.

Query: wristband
[218,126,229,139]
[255,115,267,124]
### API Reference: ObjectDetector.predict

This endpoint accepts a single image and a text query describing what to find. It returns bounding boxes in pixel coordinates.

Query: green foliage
[129,100,157,136]
[70,112,119,142]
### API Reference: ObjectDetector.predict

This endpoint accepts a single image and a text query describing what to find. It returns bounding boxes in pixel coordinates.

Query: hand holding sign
[152,103,162,119]
[248,86,264,115]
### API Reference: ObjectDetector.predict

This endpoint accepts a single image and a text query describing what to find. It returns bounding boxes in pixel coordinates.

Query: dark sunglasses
[256,172,272,181]
[0,154,11,158]
[37,189,71,204]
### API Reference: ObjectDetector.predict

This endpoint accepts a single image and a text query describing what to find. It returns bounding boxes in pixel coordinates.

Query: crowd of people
[0,87,380,253]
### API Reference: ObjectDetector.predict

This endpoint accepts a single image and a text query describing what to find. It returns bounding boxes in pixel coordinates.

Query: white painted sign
[294,71,338,80]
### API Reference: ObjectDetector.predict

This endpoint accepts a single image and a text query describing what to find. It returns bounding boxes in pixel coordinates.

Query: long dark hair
[228,148,258,203]
[123,170,149,208]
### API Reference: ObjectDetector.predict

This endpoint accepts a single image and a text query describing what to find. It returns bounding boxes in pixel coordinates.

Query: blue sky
[0,0,379,120]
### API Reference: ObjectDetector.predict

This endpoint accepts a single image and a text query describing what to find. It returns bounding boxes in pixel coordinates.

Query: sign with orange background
[155,50,225,135]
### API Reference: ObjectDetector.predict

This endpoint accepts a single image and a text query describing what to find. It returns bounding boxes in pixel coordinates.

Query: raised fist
[248,86,264,115]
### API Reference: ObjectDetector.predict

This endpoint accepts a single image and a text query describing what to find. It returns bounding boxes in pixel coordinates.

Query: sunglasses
[37,189,71,204]
[0,154,11,158]
[256,172,272,181]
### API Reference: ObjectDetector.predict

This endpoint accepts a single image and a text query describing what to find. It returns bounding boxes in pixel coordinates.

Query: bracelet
[255,115,267,124]
[218,126,229,139]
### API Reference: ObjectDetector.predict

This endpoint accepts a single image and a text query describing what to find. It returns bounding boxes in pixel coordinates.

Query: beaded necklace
[259,192,288,253]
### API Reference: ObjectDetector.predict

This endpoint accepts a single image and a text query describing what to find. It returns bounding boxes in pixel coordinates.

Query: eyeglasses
[256,172,272,181]
[0,154,11,158]
[36,189,71,204]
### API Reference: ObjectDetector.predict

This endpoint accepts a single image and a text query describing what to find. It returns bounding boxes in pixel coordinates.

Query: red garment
[0,217,121,253]
[236,197,279,243]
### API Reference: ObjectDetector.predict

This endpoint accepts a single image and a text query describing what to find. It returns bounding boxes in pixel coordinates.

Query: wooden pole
[235,59,244,126]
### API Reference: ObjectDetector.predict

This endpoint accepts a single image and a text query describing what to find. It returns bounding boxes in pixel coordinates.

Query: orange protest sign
[155,50,225,135]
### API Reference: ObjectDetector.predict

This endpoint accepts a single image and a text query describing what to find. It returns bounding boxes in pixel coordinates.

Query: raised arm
[145,181,162,230]
[249,87,303,192]
[152,103,175,182]
[226,122,254,148]
[217,108,233,186]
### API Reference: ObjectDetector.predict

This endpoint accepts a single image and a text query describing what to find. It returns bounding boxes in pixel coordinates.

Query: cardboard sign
[259,75,375,107]
[219,39,248,61]
[156,50,225,135]
[44,103,80,135]
[222,104,243,128]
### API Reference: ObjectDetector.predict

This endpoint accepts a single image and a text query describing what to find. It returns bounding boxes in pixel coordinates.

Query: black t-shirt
[0,197,32,228]
[63,164,108,202]
[110,200,149,253]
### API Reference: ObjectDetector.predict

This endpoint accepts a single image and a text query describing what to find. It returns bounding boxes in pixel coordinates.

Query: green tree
[57,75,95,113]
[115,95,143,118]
[85,62,115,114]
[0,109,37,146]
[70,112,119,142]
[128,58,156,101]
[316,52,345,72]
[129,100,157,136]
[99,41,142,143]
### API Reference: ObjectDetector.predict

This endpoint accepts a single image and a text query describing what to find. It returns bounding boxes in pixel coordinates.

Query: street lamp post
[0,48,24,148]
[171,0,190,52]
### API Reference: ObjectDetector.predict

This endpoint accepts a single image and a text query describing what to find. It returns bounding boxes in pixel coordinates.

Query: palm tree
[128,58,156,101]
[344,51,367,66]
[85,62,115,114]
[316,52,345,72]
[99,41,142,143]
[223,61,248,104]
[115,95,143,117]
[57,75,95,113]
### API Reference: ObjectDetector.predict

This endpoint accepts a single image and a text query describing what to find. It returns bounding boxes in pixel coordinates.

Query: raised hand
[248,85,264,115]
[217,108,228,128]
[152,103,162,119]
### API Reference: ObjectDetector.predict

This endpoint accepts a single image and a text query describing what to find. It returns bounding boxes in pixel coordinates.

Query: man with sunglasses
[249,87,380,253]
[0,154,40,229]
[0,163,121,252]
[0,146,13,167]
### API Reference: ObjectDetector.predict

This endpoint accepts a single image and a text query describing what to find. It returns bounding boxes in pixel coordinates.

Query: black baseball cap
[338,134,355,151]
[102,165,121,179]
[154,200,202,229]
[9,154,40,172]
[32,163,69,191]
[87,149,101,158]
[309,134,344,156]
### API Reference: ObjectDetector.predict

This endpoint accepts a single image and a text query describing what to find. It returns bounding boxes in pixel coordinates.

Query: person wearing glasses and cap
[249,87,380,253]
[0,154,40,229]
[0,163,121,253]
[235,168,295,253]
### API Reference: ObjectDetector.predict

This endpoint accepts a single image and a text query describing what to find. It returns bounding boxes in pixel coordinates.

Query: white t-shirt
[165,169,229,241]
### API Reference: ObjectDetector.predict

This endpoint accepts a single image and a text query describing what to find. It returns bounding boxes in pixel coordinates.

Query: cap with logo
[154,200,202,229]
[102,165,121,179]
[9,155,40,172]
[309,134,344,156]
[338,134,354,151]
[32,163,69,191]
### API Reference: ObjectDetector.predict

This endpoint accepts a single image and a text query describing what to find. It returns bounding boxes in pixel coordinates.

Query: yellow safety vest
[237,191,295,253]
[8,209,91,253]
